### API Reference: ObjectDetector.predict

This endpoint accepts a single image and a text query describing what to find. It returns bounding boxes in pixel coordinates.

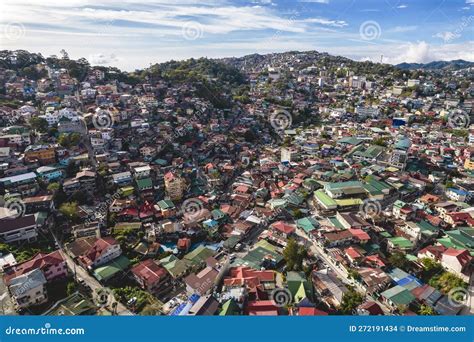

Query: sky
[0,0,473,70]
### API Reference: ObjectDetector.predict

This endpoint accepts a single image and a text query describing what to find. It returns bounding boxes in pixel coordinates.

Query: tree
[283,238,307,271]
[429,272,467,294]
[418,304,436,315]
[29,116,48,132]
[339,289,364,314]
[59,202,78,221]
[47,182,60,193]
[66,281,77,296]
[348,269,361,281]
[420,258,443,282]
[388,251,409,269]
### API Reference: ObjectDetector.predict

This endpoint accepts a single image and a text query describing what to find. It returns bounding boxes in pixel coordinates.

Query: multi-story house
[24,144,56,165]
[131,259,172,297]
[0,215,38,243]
[77,237,122,270]
[4,250,67,284]
[8,269,47,309]
[164,172,185,201]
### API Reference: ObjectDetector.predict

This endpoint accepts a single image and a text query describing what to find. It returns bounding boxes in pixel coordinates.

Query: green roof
[223,235,240,249]
[183,245,215,265]
[219,299,240,316]
[338,137,364,146]
[381,285,415,305]
[93,255,131,281]
[211,209,226,220]
[236,246,283,269]
[157,199,175,210]
[328,217,345,230]
[160,258,190,278]
[136,177,152,190]
[43,292,97,315]
[388,237,413,249]
[325,181,364,190]
[253,239,277,252]
[438,228,474,254]
[296,217,318,233]
[314,190,337,208]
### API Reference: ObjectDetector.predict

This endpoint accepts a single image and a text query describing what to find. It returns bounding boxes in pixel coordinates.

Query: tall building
[164,172,185,201]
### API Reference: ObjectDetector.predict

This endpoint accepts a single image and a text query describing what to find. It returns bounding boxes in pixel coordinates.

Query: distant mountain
[395,60,474,71]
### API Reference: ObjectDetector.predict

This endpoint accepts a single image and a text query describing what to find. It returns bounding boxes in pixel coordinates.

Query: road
[59,250,132,315]
[294,228,392,314]
[460,272,474,315]
[48,223,132,315]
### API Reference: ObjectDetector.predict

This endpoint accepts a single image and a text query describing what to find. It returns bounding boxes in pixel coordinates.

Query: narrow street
[294,228,392,314]
[48,223,133,315]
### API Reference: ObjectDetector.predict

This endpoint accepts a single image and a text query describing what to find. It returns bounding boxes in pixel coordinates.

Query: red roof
[223,267,275,289]
[78,237,118,267]
[298,307,328,316]
[271,221,295,235]
[131,259,168,288]
[443,248,472,267]
[246,300,279,316]
[345,246,362,259]
[349,228,370,241]
[4,250,64,283]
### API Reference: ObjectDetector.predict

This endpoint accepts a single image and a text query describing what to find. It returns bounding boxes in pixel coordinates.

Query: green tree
[348,269,361,281]
[29,116,48,132]
[420,258,443,282]
[388,251,409,269]
[283,238,307,271]
[66,281,77,296]
[429,272,467,294]
[418,304,436,315]
[59,202,78,221]
[47,182,60,193]
[339,289,364,314]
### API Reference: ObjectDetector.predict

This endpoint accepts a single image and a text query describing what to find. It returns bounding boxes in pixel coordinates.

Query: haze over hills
[395,60,474,71]
[1,49,472,78]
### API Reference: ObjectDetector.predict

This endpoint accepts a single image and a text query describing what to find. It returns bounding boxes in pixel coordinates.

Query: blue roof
[0,172,36,184]
[189,294,200,303]
[170,303,187,316]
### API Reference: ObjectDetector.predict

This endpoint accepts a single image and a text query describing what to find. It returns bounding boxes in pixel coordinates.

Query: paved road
[58,250,132,315]
[294,228,391,314]
[47,223,132,315]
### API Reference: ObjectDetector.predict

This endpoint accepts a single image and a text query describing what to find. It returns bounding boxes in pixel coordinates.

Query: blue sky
[1,0,473,70]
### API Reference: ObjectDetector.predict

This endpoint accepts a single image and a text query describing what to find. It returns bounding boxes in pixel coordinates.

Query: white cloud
[397,5,408,9]
[389,26,418,33]
[88,53,118,65]
[303,18,348,27]
[298,0,330,3]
